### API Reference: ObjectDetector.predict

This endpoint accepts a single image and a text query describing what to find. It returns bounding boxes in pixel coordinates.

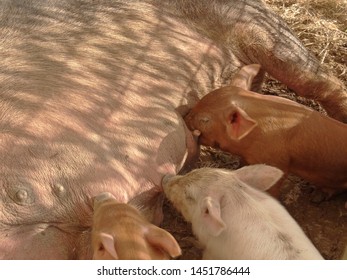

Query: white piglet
[162,165,323,260]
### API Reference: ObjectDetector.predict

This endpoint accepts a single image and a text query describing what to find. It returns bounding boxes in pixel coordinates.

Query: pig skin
[162,165,324,260]
[92,192,181,260]
[185,64,347,195]
[0,0,346,259]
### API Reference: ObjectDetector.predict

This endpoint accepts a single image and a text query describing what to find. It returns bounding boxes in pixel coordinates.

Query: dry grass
[265,0,347,80]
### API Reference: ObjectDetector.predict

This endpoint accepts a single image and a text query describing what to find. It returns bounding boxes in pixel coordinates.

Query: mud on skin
[0,0,346,259]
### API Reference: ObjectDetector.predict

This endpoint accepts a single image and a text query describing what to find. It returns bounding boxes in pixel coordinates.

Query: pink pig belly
[0,89,202,258]
[0,27,224,258]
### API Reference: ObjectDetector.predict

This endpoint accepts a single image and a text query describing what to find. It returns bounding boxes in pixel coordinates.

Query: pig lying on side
[185,64,347,194]
[162,165,323,260]
[92,192,181,260]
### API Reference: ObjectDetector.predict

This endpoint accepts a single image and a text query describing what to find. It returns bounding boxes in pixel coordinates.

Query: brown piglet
[92,192,181,260]
[185,64,347,196]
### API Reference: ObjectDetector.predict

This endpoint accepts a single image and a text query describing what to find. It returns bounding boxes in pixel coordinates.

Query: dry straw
[265,0,347,81]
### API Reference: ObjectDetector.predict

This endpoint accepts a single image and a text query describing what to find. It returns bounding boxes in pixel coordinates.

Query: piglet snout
[161,174,175,189]
[92,192,116,209]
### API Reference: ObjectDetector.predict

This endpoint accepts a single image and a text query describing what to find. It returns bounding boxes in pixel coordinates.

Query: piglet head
[92,225,182,260]
[162,165,284,243]
[162,171,226,238]
[184,64,262,150]
[92,200,181,260]
[184,92,257,150]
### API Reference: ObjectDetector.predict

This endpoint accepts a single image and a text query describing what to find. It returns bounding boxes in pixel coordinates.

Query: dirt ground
[161,0,347,260]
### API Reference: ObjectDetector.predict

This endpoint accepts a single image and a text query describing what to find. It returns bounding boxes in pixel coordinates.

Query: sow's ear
[199,196,226,237]
[233,164,284,191]
[230,64,261,90]
[226,106,257,140]
[93,232,119,260]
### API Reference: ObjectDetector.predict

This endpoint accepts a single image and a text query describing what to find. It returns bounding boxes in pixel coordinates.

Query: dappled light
[0,0,346,259]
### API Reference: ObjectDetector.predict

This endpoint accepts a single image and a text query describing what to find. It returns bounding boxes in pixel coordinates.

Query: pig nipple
[193,130,201,137]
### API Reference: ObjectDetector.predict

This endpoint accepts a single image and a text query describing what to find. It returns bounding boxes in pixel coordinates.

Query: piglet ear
[94,232,119,260]
[226,106,257,140]
[230,64,261,90]
[145,226,182,259]
[200,196,226,237]
[233,164,284,191]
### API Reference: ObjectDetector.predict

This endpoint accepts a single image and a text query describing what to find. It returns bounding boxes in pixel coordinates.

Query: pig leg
[231,20,347,122]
